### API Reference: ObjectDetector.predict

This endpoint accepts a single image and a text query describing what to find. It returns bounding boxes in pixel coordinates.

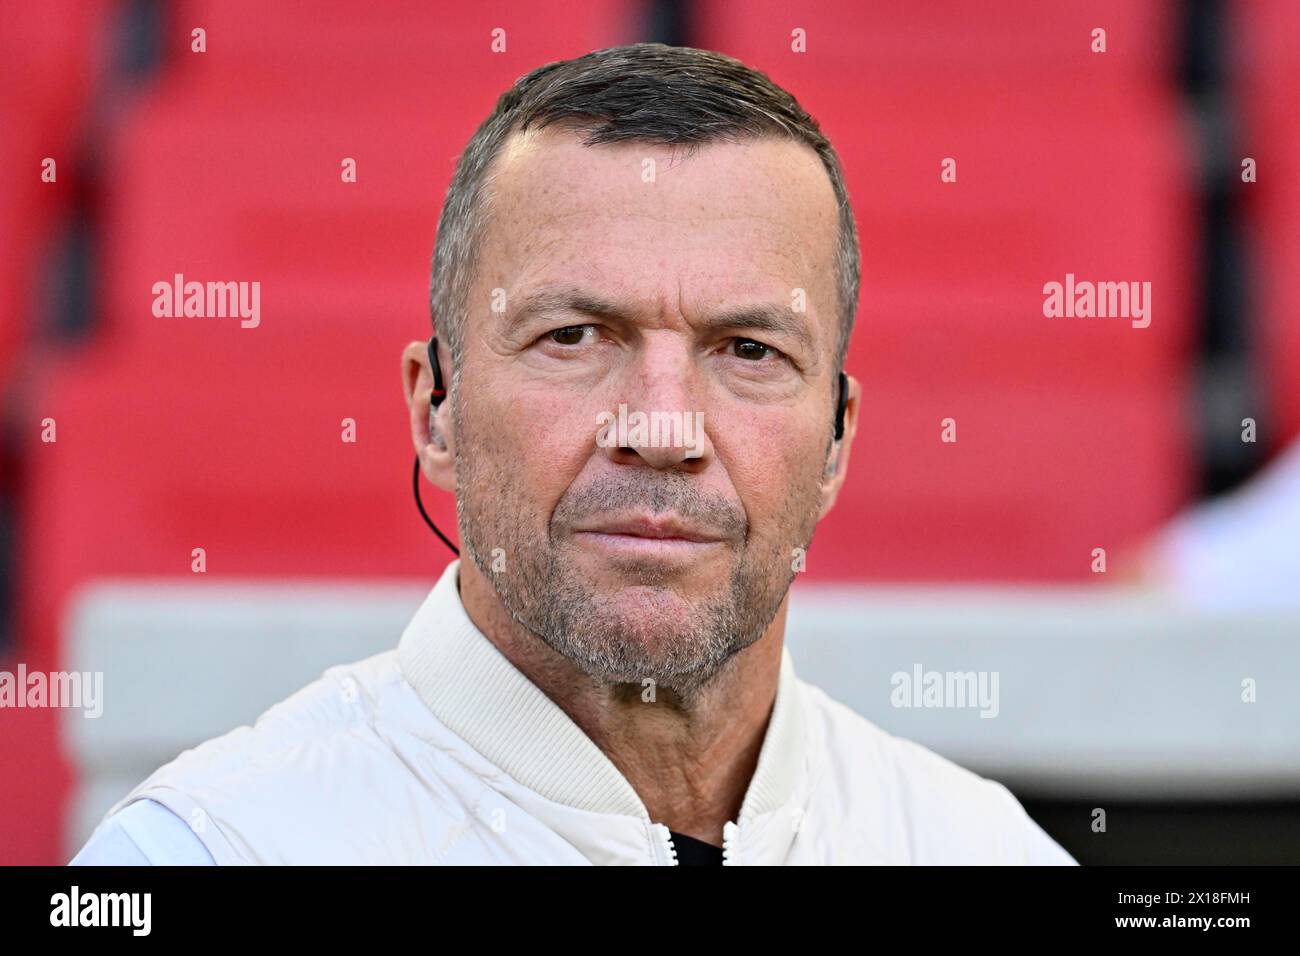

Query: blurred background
[1,0,1297,865]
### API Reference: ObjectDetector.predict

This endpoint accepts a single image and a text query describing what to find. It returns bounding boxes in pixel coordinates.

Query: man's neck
[457,560,787,847]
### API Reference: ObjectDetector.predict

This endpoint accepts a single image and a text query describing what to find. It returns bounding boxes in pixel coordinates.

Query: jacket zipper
[654,822,739,865]
[721,821,738,866]
[654,823,679,865]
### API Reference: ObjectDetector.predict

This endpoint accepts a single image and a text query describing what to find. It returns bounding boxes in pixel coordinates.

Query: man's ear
[401,339,455,492]
[817,373,859,520]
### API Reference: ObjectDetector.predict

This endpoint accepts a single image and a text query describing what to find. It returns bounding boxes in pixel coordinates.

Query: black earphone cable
[413,455,459,555]
[415,335,459,555]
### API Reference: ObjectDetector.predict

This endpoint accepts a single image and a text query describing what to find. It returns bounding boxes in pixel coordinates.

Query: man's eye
[549,325,596,346]
[731,338,778,361]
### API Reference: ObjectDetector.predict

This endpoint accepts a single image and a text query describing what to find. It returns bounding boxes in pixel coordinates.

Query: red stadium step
[692,0,1175,83]
[1236,0,1300,449]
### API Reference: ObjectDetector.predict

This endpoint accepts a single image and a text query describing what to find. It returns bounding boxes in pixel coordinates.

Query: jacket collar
[397,559,810,864]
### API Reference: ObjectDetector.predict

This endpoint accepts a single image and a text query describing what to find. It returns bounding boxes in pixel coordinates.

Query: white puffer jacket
[95,560,1076,865]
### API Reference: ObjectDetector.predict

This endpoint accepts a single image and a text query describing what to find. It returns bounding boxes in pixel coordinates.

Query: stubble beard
[451,412,823,698]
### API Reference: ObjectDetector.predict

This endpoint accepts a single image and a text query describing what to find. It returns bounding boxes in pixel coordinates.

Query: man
[72,43,1075,865]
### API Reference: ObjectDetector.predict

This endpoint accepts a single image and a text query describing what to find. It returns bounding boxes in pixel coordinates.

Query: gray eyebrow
[707,303,816,354]
[505,286,816,354]
[509,288,627,325]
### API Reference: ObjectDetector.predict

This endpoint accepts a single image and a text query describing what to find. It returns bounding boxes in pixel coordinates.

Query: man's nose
[598,359,712,470]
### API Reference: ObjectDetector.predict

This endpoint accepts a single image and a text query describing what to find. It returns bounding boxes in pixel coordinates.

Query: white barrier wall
[62,578,1300,858]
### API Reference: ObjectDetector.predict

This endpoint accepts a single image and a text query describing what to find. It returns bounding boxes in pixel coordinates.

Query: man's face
[450,126,846,694]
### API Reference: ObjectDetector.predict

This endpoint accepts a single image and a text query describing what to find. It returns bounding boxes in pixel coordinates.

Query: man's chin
[579,584,702,633]
[563,592,726,671]
[604,565,747,622]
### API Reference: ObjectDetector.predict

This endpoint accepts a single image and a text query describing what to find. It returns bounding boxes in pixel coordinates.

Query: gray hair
[429,42,860,382]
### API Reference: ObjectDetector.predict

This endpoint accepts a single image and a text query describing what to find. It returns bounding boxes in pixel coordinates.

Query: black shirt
[669,830,724,865]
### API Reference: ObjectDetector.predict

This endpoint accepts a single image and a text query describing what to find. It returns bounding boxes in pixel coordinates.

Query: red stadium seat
[1235,0,1300,450]
[169,0,636,84]
[0,0,114,385]
[692,0,1175,85]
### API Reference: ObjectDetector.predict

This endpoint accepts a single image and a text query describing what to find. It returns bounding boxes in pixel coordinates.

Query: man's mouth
[571,514,725,557]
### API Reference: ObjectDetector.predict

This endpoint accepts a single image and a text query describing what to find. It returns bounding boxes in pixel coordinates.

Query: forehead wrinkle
[483,133,839,361]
